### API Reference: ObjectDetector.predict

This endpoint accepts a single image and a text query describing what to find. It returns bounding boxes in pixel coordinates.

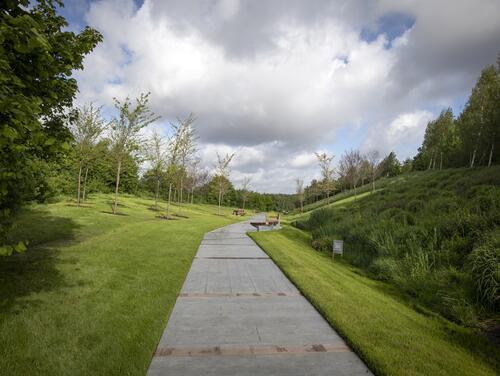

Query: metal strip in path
[147,215,373,376]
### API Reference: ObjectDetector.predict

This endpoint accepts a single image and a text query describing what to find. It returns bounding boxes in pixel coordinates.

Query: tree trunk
[428,153,433,170]
[113,159,122,215]
[471,148,477,168]
[300,200,303,213]
[488,143,494,167]
[218,180,222,216]
[155,177,160,211]
[440,152,443,170]
[77,162,83,207]
[371,177,375,193]
[191,187,194,204]
[167,183,172,218]
[82,166,89,203]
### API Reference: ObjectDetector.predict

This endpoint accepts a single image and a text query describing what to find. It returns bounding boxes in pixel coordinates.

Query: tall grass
[299,167,500,326]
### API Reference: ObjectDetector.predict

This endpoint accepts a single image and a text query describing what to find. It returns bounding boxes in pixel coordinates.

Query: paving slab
[147,214,373,375]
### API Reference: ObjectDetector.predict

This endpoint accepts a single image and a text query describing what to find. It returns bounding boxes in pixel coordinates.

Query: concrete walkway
[148,216,372,376]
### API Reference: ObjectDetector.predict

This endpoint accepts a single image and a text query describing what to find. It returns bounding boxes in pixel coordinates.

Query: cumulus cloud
[72,0,500,192]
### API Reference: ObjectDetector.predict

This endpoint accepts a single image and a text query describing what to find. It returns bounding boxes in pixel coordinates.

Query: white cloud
[73,0,500,192]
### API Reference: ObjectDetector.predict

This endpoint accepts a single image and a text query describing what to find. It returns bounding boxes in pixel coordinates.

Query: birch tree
[296,178,305,213]
[109,93,159,214]
[214,152,235,215]
[315,152,335,203]
[70,103,107,207]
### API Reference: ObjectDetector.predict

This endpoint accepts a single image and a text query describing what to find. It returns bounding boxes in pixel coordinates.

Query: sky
[61,0,500,193]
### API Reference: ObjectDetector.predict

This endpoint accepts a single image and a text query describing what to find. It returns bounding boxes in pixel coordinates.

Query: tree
[240,177,251,210]
[315,152,335,203]
[366,150,381,192]
[70,103,107,207]
[214,152,235,215]
[379,152,401,177]
[338,149,363,197]
[169,114,197,205]
[146,131,166,211]
[296,178,305,213]
[109,93,159,214]
[0,1,102,252]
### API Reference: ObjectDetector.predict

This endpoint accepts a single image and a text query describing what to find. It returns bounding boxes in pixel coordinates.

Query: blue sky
[62,0,500,192]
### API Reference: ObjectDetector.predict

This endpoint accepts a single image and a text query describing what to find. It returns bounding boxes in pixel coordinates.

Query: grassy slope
[0,194,241,376]
[249,226,499,376]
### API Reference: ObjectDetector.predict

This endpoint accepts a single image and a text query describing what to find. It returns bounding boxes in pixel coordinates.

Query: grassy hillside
[292,167,500,327]
[249,227,499,376]
[0,194,241,376]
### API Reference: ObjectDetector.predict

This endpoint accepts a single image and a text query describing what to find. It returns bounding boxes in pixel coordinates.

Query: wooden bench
[250,214,281,231]
[233,208,246,216]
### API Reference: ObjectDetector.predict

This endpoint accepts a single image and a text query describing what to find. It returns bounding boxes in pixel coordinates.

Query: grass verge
[249,226,499,376]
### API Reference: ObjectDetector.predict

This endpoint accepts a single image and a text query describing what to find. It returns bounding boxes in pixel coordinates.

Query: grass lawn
[249,226,499,376]
[0,194,241,376]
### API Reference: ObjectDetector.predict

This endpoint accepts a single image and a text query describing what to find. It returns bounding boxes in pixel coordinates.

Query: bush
[468,243,499,309]
[369,257,398,281]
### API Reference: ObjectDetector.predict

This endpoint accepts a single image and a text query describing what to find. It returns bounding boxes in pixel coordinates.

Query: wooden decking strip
[155,343,351,357]
[194,256,269,260]
[178,292,301,298]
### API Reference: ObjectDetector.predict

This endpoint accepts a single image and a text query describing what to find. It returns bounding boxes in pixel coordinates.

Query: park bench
[250,214,281,231]
[233,208,246,216]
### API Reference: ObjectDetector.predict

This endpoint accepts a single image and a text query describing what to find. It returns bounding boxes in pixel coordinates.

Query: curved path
[147,215,372,375]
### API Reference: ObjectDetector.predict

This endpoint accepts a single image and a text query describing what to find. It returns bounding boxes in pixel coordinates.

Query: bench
[233,208,246,216]
[250,214,281,231]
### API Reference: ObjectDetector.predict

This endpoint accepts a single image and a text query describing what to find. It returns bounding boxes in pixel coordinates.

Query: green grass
[249,226,499,376]
[0,194,241,376]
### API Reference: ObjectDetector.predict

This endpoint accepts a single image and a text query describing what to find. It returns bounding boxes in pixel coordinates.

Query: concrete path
[147,215,372,376]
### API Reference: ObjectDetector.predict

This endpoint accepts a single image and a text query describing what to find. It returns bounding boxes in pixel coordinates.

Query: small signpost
[332,240,343,260]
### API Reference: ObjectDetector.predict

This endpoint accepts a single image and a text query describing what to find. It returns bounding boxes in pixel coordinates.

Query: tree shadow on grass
[0,210,80,315]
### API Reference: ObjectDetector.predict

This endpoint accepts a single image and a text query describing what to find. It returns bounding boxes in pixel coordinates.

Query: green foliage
[300,167,500,325]
[0,1,101,247]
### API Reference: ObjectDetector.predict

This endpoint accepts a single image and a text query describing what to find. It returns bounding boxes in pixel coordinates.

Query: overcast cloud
[69,0,500,193]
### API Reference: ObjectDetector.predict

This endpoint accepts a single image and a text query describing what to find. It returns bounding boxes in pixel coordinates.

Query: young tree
[109,93,159,214]
[339,149,363,197]
[296,178,305,213]
[366,150,381,192]
[169,114,197,205]
[241,177,252,210]
[315,152,335,203]
[214,152,235,215]
[146,130,167,211]
[0,1,101,250]
[70,103,107,207]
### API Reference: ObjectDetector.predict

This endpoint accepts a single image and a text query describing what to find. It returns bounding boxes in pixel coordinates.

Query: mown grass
[249,226,499,376]
[0,194,241,376]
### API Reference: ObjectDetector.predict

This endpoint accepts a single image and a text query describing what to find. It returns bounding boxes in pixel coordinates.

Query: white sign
[332,240,343,256]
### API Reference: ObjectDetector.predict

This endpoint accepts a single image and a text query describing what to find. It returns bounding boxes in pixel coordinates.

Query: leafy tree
[339,149,363,197]
[146,131,167,211]
[109,93,159,214]
[457,65,499,167]
[70,103,107,206]
[379,152,401,177]
[315,152,335,203]
[0,0,102,252]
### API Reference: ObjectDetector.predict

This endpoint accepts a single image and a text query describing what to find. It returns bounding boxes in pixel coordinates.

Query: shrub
[468,243,499,309]
[369,257,398,281]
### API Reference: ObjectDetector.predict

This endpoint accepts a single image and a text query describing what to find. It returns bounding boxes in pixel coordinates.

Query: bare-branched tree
[214,152,235,215]
[339,149,363,198]
[296,178,305,213]
[366,150,381,192]
[146,130,167,211]
[241,176,251,210]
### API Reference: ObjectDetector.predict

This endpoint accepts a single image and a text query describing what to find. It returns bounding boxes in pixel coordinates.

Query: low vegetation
[0,194,240,375]
[293,167,500,327]
[250,226,499,376]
